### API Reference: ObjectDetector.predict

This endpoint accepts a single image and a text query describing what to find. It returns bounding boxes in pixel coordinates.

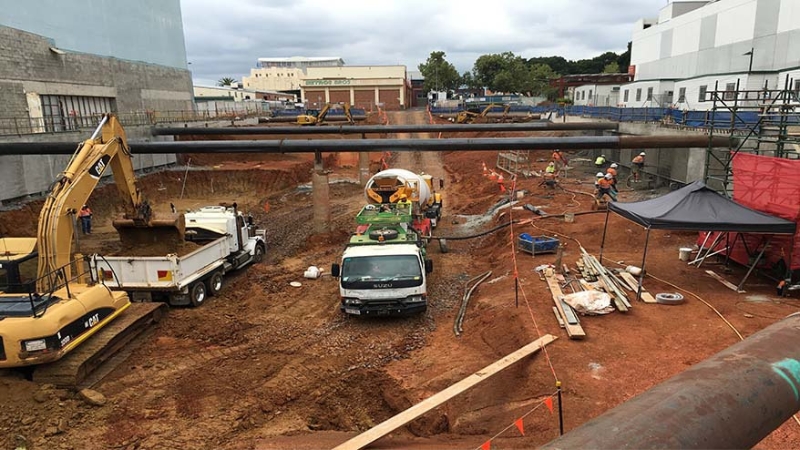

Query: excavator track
[33,302,167,388]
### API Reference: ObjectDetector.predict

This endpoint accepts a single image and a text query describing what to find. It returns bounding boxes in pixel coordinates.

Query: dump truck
[90,204,266,307]
[331,169,442,316]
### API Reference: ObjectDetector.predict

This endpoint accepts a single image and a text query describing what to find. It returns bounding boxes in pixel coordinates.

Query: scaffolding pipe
[151,122,619,136]
[0,135,731,155]
[541,313,800,449]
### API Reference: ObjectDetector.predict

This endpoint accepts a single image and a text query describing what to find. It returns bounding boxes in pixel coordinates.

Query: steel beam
[0,135,730,155]
[151,122,618,136]
[541,313,800,449]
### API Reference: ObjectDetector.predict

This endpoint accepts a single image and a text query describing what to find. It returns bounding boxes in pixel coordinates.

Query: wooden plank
[544,272,586,339]
[332,334,558,450]
[705,270,745,293]
[560,298,580,324]
[552,306,565,328]
[619,272,657,304]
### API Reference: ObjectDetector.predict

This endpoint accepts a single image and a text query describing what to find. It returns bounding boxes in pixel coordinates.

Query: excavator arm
[343,103,354,124]
[36,114,181,290]
[315,103,332,125]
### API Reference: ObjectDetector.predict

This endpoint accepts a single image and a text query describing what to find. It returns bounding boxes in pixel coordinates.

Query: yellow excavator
[454,103,509,124]
[0,114,179,386]
[297,103,332,125]
[297,102,355,125]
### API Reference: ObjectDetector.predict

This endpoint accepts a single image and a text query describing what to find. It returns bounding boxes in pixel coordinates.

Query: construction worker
[595,154,607,169]
[545,161,556,175]
[79,204,93,234]
[632,152,645,182]
[552,150,566,172]
[542,171,558,190]
[606,163,619,194]
[396,194,412,210]
[597,173,617,202]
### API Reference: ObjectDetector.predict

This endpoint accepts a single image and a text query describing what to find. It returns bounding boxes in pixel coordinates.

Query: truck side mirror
[331,263,340,278]
[425,259,433,274]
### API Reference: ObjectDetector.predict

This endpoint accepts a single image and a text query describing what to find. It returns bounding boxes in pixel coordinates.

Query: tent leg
[689,231,713,265]
[737,237,771,292]
[599,208,611,261]
[696,232,724,268]
[637,227,652,302]
[723,233,733,267]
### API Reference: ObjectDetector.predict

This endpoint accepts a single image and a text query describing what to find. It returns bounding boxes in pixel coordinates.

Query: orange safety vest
[79,208,92,218]
[597,178,612,189]
[606,167,617,177]
[552,151,563,162]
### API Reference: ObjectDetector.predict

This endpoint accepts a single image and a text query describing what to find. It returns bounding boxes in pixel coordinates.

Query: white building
[573,83,622,106]
[620,0,800,110]
[242,57,344,92]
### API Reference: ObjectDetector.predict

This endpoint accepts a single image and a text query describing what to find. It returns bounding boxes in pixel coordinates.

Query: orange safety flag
[514,418,525,436]
[498,183,506,193]
[481,440,491,450]
[263,201,270,213]
[544,396,554,414]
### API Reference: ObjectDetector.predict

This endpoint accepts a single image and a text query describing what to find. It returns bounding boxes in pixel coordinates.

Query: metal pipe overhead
[541,313,800,449]
[151,122,619,136]
[0,135,729,155]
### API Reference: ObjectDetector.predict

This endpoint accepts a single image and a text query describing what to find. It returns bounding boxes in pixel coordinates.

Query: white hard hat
[596,172,604,177]
[605,173,613,179]
[610,163,618,168]
[639,152,646,156]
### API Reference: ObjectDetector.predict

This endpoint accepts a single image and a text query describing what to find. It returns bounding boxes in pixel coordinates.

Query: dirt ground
[1,110,799,449]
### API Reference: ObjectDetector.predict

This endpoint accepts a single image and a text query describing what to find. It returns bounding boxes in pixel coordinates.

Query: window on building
[646,87,653,101]
[623,90,629,102]
[582,91,586,100]
[678,87,686,102]
[724,83,737,101]
[40,95,115,133]
[635,88,642,102]
[699,85,707,102]
[588,89,593,99]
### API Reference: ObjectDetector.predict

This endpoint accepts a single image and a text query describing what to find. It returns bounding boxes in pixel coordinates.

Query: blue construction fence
[429,104,799,131]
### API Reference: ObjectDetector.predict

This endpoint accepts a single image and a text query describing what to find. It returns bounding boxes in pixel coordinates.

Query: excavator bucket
[112,214,186,249]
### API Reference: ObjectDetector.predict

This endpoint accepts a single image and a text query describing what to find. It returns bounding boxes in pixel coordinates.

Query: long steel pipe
[151,122,618,136]
[541,313,800,449]
[0,135,729,155]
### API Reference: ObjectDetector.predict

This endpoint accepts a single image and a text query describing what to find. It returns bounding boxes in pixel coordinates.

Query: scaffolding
[704,75,800,197]
[496,151,534,177]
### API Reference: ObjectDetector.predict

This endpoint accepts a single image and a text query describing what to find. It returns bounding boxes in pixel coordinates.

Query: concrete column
[312,153,330,233]
[324,88,330,103]
[350,88,355,105]
[374,87,380,106]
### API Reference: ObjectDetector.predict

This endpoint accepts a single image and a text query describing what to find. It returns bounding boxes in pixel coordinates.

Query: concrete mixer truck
[331,169,443,316]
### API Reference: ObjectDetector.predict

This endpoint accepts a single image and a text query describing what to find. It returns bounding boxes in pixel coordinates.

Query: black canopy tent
[599,181,797,299]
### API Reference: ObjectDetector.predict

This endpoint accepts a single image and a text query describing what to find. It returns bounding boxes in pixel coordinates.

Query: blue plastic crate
[518,233,559,255]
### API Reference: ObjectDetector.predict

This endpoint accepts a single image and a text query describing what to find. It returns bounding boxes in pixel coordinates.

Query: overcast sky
[181,0,669,86]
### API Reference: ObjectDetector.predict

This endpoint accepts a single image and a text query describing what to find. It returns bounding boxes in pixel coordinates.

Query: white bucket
[625,265,643,276]
[303,266,321,279]
[564,213,575,223]
[678,248,692,262]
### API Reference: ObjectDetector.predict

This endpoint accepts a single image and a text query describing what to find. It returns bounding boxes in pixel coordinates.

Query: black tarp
[608,181,796,234]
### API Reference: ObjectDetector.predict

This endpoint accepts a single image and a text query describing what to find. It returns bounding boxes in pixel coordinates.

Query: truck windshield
[341,255,423,289]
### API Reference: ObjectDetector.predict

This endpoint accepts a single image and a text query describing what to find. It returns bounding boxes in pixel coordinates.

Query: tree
[603,62,620,73]
[418,51,460,93]
[527,63,558,98]
[473,52,517,90]
[217,77,237,87]
[460,71,480,90]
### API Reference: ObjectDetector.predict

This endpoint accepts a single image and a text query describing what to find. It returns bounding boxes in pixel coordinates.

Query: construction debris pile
[540,245,660,340]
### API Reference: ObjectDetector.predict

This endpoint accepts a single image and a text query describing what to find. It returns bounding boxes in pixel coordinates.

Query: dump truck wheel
[206,271,224,297]
[254,245,265,263]
[190,281,207,307]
